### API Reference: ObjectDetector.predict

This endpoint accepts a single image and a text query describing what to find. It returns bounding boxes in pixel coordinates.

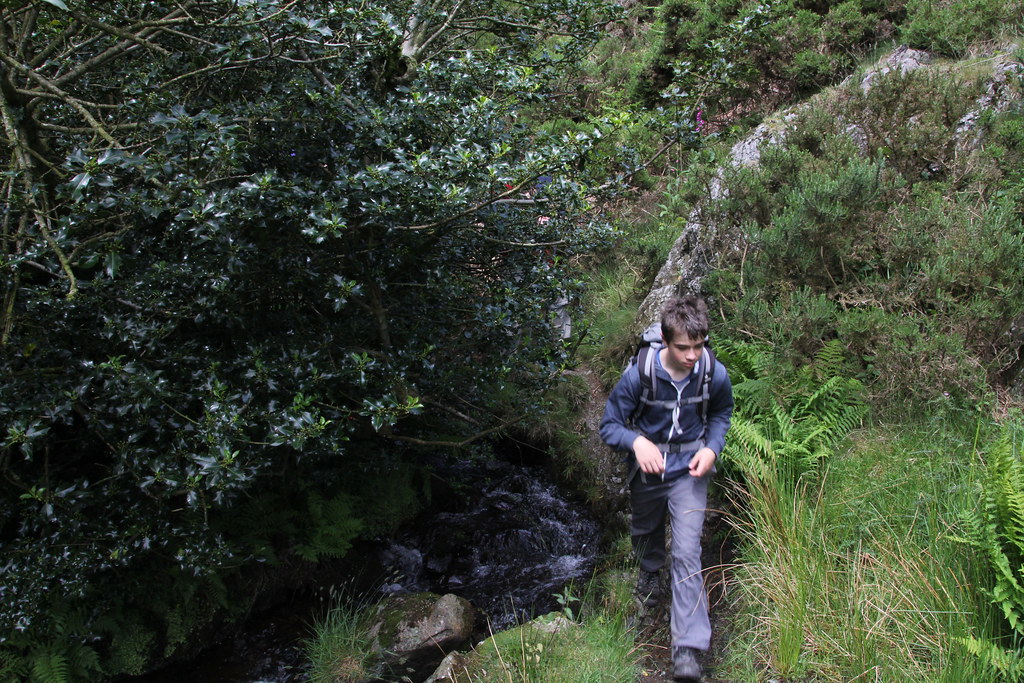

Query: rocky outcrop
[637,44,1024,335]
[636,45,945,329]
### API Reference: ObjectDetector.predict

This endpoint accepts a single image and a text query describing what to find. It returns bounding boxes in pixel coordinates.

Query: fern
[67,646,99,680]
[0,647,28,682]
[294,491,365,562]
[726,417,775,481]
[0,603,106,683]
[28,642,99,683]
[958,635,1024,679]
[31,651,69,683]
[961,423,1024,638]
[721,339,867,486]
[809,338,847,381]
[713,338,771,386]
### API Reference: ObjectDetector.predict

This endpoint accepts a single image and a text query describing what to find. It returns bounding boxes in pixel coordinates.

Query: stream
[132,451,602,682]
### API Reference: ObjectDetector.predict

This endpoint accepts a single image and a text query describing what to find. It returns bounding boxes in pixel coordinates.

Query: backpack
[628,321,717,431]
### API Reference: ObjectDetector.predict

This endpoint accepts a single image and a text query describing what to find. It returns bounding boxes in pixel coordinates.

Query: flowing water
[379,456,601,631]
[131,453,601,682]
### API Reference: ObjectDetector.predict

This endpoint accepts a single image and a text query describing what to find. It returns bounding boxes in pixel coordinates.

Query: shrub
[901,0,1024,57]
[632,0,898,123]
[703,64,1024,407]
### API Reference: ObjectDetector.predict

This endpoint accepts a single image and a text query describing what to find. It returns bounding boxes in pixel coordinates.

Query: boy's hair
[660,296,709,343]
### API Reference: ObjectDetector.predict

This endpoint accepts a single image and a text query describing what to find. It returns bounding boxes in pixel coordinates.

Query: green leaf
[69,172,91,201]
[104,252,121,279]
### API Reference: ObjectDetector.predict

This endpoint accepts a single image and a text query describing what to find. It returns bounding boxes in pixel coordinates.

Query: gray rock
[367,592,476,681]
[422,612,577,683]
[853,44,932,92]
[423,651,470,683]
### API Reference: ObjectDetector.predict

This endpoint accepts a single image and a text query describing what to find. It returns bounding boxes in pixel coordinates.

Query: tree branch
[67,10,173,57]
[14,6,38,61]
[0,178,22,346]
[53,7,194,87]
[28,18,83,69]
[452,15,581,37]
[387,419,521,448]
[477,235,567,248]
[159,55,269,89]
[404,0,470,61]
[0,86,78,300]
[397,173,547,232]
[0,51,119,145]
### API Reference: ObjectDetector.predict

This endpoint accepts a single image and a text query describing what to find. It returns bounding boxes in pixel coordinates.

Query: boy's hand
[632,435,665,475]
[689,447,717,478]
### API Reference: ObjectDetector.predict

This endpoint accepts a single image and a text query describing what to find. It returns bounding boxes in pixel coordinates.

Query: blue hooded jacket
[600,347,734,480]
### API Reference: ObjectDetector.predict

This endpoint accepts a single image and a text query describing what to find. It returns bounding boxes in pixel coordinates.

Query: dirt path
[629,516,735,683]
[574,367,735,683]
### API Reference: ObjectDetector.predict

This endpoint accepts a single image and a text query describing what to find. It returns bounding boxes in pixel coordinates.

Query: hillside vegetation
[4,0,1024,680]
[571,2,1024,681]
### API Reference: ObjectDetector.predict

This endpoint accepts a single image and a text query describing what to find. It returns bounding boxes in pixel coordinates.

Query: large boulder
[367,592,476,682]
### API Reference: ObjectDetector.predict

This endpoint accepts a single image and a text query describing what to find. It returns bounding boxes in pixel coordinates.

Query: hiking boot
[672,646,701,681]
[634,569,662,608]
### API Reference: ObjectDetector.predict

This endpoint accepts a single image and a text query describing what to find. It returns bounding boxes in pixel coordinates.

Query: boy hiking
[600,295,733,682]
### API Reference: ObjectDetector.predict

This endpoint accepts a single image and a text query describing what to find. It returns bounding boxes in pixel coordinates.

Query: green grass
[578,209,691,388]
[305,586,378,683]
[456,576,637,683]
[718,418,1006,681]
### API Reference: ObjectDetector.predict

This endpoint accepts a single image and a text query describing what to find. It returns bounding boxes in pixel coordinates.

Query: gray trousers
[631,469,711,651]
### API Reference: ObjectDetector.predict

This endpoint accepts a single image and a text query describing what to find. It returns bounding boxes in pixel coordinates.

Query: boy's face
[662,332,704,375]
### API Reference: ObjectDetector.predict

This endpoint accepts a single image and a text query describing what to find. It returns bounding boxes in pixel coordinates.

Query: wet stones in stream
[378,457,601,632]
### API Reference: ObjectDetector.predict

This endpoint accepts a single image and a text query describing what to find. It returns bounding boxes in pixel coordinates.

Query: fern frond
[768,402,794,442]
[294,492,365,562]
[0,647,28,682]
[31,651,69,683]
[723,417,775,481]
[810,339,848,381]
[68,643,100,679]
[713,338,773,384]
[731,377,772,414]
[958,635,1024,679]
[973,423,1024,637]
[721,338,866,486]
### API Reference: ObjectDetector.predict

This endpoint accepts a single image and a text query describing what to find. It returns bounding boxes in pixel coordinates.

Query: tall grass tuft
[721,422,1004,681]
[305,584,378,683]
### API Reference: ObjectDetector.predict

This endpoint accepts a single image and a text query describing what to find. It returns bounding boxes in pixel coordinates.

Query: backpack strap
[631,345,717,430]
[629,344,660,424]
[699,346,716,429]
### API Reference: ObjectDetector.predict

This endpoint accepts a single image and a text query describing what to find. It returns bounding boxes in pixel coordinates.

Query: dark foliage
[0,0,618,675]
